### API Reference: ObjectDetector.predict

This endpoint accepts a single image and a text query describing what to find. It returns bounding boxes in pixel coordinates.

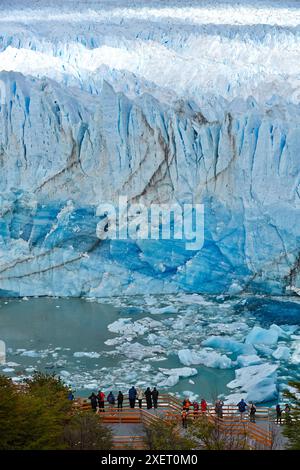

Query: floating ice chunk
[2,367,15,372]
[60,370,71,377]
[147,333,171,348]
[108,317,162,336]
[272,346,291,361]
[158,374,180,387]
[189,379,195,385]
[253,344,274,356]
[236,355,264,367]
[291,341,300,364]
[117,342,164,360]
[21,350,45,357]
[73,351,100,358]
[5,362,20,367]
[245,326,279,346]
[227,363,278,403]
[157,367,197,387]
[178,348,233,369]
[104,337,125,346]
[202,336,254,355]
[159,367,198,378]
[148,306,178,315]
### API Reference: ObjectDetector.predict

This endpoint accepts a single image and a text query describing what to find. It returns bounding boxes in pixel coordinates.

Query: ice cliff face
[0,0,299,297]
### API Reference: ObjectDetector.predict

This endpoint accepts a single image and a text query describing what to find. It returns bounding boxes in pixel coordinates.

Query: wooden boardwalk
[76,394,287,450]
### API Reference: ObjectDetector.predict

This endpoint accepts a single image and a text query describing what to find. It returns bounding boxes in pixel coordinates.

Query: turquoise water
[0,294,299,403]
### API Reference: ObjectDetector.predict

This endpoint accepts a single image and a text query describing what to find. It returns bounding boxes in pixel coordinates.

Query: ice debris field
[0,294,300,403]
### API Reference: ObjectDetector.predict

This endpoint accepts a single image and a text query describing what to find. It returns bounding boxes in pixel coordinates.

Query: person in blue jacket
[128,386,137,408]
[237,398,248,419]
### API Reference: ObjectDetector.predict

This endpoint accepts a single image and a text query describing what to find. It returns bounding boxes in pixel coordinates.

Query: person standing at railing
[201,398,207,414]
[215,399,224,419]
[88,392,98,412]
[276,404,282,425]
[107,391,116,410]
[145,387,153,409]
[181,407,189,428]
[128,386,137,408]
[137,388,144,408]
[249,403,256,423]
[117,391,124,411]
[284,404,291,424]
[192,400,199,419]
[237,398,248,420]
[97,390,106,412]
[152,387,159,409]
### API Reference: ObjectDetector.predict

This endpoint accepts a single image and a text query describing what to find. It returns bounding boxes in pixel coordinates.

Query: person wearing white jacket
[137,388,144,408]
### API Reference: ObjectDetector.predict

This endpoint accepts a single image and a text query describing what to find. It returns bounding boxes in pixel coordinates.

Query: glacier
[0,0,300,297]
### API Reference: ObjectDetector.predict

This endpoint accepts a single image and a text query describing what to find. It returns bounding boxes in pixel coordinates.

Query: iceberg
[236,354,264,367]
[226,363,278,403]
[245,326,279,346]
[178,348,233,369]
[202,336,255,355]
[272,346,291,361]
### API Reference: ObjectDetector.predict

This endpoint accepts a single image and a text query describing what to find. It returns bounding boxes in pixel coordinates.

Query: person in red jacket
[201,398,207,413]
[97,390,105,412]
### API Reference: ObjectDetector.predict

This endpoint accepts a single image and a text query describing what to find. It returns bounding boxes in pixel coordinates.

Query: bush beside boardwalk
[0,373,112,450]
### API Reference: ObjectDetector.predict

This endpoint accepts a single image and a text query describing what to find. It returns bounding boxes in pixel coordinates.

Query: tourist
[284,404,291,424]
[145,387,153,409]
[237,398,248,419]
[128,386,137,408]
[192,400,199,419]
[215,399,224,419]
[182,397,192,411]
[137,388,144,408]
[117,391,124,411]
[152,387,159,409]
[249,403,256,423]
[68,390,74,401]
[276,404,282,424]
[107,391,115,409]
[88,392,98,412]
[201,398,207,413]
[97,390,105,412]
[181,407,189,429]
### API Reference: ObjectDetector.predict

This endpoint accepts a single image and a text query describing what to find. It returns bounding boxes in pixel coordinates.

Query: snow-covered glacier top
[0,0,299,297]
[2,0,300,105]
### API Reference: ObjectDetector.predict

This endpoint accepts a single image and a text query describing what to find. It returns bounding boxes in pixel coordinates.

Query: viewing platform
[76,394,289,450]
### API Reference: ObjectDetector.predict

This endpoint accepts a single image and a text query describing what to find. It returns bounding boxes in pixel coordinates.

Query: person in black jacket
[88,392,98,412]
[117,391,124,411]
[145,387,152,409]
[152,387,159,409]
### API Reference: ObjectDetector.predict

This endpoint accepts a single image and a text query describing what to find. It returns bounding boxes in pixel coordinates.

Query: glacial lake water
[0,294,299,404]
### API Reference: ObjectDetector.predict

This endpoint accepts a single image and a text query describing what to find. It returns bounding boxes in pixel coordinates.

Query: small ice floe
[236,354,264,367]
[272,346,291,361]
[73,352,100,358]
[108,317,162,336]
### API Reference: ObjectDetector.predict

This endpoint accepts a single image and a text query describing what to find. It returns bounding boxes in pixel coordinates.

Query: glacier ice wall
[0,0,299,297]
